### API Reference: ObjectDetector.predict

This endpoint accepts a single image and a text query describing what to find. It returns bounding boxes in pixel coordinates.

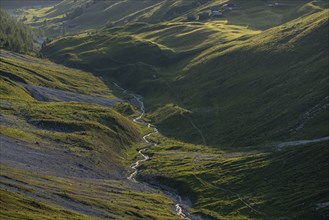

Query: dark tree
[0,9,34,53]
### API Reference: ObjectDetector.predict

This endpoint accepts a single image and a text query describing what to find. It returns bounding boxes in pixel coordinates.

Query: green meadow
[1,0,328,219]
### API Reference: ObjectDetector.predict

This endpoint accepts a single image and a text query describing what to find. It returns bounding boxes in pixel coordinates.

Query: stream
[113,83,190,219]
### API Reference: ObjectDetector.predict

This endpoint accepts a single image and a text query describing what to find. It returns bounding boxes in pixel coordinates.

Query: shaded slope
[166,9,329,146]
[140,134,329,219]
[44,9,329,148]
[42,19,260,103]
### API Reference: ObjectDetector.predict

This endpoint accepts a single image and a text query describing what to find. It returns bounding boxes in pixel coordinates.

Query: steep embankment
[0,50,182,219]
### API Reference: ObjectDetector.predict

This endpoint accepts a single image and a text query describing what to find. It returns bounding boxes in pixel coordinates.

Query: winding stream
[113,83,190,219]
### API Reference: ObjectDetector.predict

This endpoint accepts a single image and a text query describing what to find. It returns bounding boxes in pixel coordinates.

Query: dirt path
[277,136,329,148]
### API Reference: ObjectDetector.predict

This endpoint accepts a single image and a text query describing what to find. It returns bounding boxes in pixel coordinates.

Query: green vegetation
[0,188,92,220]
[1,1,328,219]
[161,9,329,147]
[139,134,329,219]
[0,51,180,219]
[38,6,328,219]
[0,50,141,166]
[0,51,115,97]
[19,0,328,37]
[0,9,34,53]
[43,9,329,148]
[0,165,180,220]
[0,1,60,9]
[193,0,329,30]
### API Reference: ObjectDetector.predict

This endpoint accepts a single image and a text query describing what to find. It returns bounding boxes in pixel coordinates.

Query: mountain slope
[0,50,181,219]
[139,134,329,219]
[169,9,329,146]
[0,49,139,181]
[43,9,329,148]
[20,0,328,37]
[1,1,329,220]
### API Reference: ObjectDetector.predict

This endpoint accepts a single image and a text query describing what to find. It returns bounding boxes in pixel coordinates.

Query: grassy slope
[0,164,180,220]
[0,51,140,160]
[167,9,329,147]
[139,134,329,219]
[0,51,115,97]
[0,51,180,219]
[19,0,328,37]
[43,9,329,148]
[25,2,329,219]
[0,1,60,9]
[189,0,329,30]
[0,189,92,220]
[19,0,191,36]
[42,20,259,70]
[138,9,329,219]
